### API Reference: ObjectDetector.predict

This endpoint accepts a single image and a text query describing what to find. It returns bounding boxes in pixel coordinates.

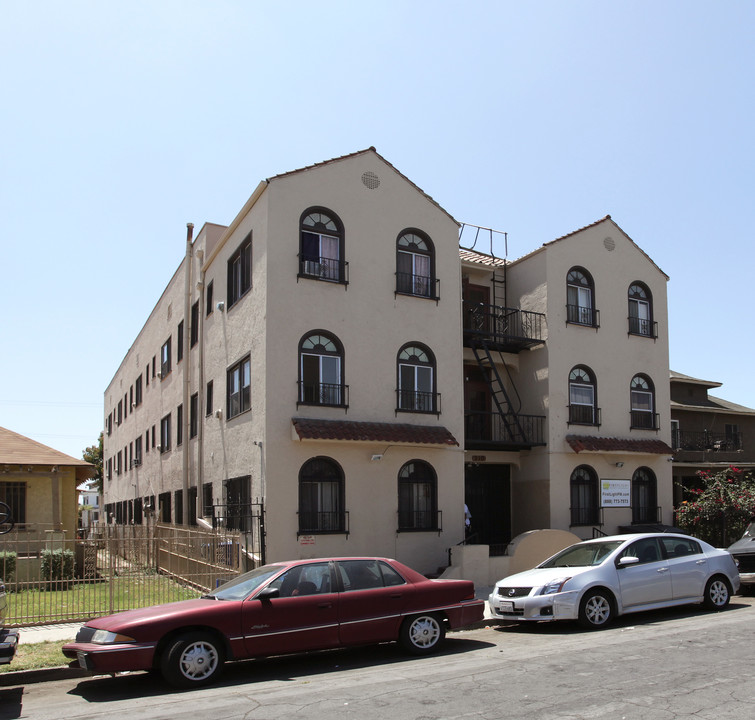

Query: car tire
[160,631,224,688]
[400,613,445,655]
[578,589,614,629]
[702,576,731,610]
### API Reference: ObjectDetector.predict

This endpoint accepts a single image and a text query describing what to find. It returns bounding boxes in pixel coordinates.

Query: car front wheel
[161,631,224,687]
[703,576,731,610]
[578,589,614,629]
[400,613,445,655]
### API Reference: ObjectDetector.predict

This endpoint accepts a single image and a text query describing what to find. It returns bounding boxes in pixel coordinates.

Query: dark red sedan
[63,557,484,687]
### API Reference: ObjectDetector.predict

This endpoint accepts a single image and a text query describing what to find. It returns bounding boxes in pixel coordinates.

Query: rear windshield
[539,541,624,568]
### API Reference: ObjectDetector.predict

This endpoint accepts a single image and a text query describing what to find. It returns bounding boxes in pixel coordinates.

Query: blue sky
[1,0,753,459]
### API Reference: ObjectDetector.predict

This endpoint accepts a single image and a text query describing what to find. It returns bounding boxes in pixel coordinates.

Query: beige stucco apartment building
[103,149,674,575]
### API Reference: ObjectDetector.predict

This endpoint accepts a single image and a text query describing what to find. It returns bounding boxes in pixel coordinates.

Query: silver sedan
[488,533,740,629]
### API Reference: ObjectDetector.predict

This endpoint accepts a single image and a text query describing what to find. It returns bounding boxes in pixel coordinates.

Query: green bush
[0,551,17,583]
[40,549,75,589]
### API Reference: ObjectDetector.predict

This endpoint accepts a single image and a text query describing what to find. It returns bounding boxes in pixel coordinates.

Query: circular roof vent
[603,237,616,251]
[361,171,380,189]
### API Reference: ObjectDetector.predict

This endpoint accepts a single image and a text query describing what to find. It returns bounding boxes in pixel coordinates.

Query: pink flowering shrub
[675,466,755,546]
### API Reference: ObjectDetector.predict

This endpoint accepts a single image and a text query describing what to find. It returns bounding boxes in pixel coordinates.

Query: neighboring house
[78,480,101,529]
[461,216,673,547]
[102,149,675,575]
[670,371,755,505]
[0,426,95,537]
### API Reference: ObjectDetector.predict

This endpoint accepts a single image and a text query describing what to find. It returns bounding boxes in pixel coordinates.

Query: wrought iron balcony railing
[396,389,441,415]
[298,255,349,284]
[297,510,349,535]
[628,316,658,338]
[297,382,349,408]
[463,302,545,351]
[465,411,546,449]
[397,509,442,533]
[630,410,660,430]
[566,303,600,328]
[672,429,743,452]
[568,404,602,426]
[395,271,439,300]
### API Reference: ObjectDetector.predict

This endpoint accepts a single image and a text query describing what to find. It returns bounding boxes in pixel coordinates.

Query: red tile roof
[566,435,673,455]
[292,418,459,447]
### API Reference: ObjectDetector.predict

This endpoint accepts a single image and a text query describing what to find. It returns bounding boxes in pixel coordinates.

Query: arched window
[299,208,345,283]
[566,267,597,326]
[299,457,345,533]
[628,282,655,337]
[398,460,437,531]
[397,343,437,413]
[396,229,436,299]
[568,366,599,425]
[632,467,657,524]
[570,465,599,526]
[630,374,656,429]
[298,332,346,407]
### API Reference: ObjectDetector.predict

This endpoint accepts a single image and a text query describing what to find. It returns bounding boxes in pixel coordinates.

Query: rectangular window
[206,280,214,316]
[190,393,198,438]
[160,414,171,452]
[0,482,27,525]
[174,490,183,525]
[160,338,171,378]
[107,458,112,480]
[117,400,122,425]
[176,404,183,446]
[177,321,184,363]
[206,380,214,416]
[123,393,128,420]
[145,430,150,453]
[152,356,156,379]
[228,234,252,307]
[190,301,199,347]
[227,356,251,418]
[151,425,156,449]
[116,451,122,475]
[202,482,213,516]
[134,436,142,466]
[135,375,143,406]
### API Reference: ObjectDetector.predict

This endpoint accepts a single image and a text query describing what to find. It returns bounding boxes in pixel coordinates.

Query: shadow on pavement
[67,635,495,701]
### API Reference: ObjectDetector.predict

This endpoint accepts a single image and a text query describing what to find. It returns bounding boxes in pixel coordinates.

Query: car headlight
[91,629,135,644]
[540,577,571,595]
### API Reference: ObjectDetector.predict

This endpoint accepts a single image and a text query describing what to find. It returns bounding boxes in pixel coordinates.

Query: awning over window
[566,435,673,455]
[292,418,459,447]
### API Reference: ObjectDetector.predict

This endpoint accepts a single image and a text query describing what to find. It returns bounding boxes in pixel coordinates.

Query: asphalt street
[2,595,754,720]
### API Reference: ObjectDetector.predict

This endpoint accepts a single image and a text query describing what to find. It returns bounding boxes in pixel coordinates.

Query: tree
[82,432,104,494]
[675,466,755,546]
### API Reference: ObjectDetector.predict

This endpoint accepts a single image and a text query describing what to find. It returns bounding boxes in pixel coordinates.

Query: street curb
[0,665,90,687]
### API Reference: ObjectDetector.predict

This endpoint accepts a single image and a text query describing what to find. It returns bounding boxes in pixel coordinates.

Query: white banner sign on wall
[601,479,631,507]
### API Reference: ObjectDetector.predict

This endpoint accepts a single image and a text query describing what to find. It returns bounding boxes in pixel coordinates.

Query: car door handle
[317,602,333,609]
[657,567,669,573]
[696,560,706,565]
[390,593,403,599]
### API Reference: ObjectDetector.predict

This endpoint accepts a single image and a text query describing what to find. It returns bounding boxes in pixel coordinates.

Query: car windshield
[208,564,284,601]
[539,541,624,568]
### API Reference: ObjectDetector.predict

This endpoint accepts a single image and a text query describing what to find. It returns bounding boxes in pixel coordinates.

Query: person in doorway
[464,503,472,536]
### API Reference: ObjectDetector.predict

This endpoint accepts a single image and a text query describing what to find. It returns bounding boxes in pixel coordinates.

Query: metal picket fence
[0,522,247,627]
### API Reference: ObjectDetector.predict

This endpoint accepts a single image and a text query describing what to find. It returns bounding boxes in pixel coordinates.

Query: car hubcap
[585,596,610,625]
[710,581,728,606]
[410,617,439,648]
[180,641,218,680]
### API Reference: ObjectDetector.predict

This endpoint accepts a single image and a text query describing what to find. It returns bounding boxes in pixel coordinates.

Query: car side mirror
[256,587,279,602]
[618,556,639,568]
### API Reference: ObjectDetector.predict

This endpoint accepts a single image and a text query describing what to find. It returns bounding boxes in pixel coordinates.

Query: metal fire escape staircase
[470,337,529,445]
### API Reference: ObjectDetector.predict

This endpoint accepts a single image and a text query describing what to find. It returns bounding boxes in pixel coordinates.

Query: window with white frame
[396,230,435,298]
[568,366,598,425]
[227,355,251,419]
[299,209,344,282]
[299,332,345,406]
[397,344,437,413]
[566,267,596,326]
[630,374,656,429]
[628,282,654,337]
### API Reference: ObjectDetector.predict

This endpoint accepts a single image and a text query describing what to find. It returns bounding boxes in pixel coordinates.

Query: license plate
[499,601,514,613]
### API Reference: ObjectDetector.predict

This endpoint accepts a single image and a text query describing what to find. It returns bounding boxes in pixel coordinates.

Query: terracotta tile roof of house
[0,426,95,479]
[459,248,508,267]
[566,435,673,455]
[292,418,459,447]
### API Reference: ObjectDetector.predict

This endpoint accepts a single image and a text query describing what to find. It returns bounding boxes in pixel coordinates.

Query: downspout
[196,248,206,524]
[182,223,194,525]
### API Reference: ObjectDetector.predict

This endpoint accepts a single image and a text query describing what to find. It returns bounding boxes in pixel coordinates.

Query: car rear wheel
[703,576,731,610]
[400,613,445,655]
[161,631,224,687]
[578,589,614,629]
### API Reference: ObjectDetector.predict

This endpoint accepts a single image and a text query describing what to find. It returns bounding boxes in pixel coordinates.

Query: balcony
[298,256,349,285]
[297,382,349,409]
[396,271,439,300]
[672,429,743,452]
[630,411,660,431]
[566,304,599,328]
[297,510,349,536]
[397,509,442,533]
[568,404,602,426]
[628,316,658,339]
[396,389,441,416]
[463,302,546,352]
[465,411,546,450]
